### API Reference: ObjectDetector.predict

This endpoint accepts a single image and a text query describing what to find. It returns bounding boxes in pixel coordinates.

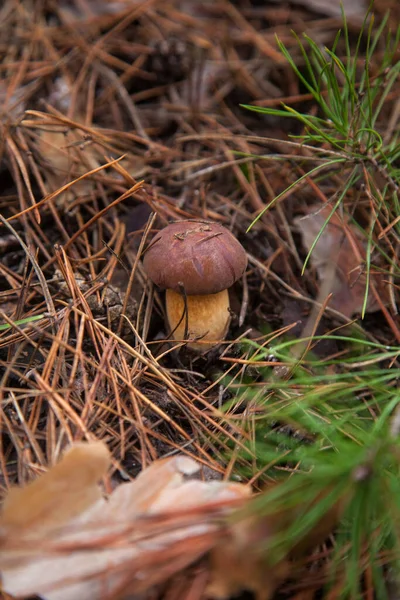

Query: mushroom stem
[166,288,230,351]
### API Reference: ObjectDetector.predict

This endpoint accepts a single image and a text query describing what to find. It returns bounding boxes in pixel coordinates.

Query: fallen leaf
[207,513,290,600]
[0,441,110,535]
[0,443,347,600]
[294,205,387,317]
[208,484,348,600]
[0,445,250,600]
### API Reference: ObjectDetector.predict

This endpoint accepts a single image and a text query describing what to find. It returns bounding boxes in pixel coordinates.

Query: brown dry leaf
[0,444,250,600]
[36,123,103,200]
[208,485,348,600]
[208,513,290,600]
[34,75,147,204]
[0,443,346,600]
[294,204,387,317]
[36,123,147,204]
[0,441,110,535]
[0,441,350,600]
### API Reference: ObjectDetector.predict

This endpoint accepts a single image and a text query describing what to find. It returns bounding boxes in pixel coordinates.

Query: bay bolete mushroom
[143,220,247,351]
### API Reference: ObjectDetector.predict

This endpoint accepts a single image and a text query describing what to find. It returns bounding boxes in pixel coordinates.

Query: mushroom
[143,220,247,351]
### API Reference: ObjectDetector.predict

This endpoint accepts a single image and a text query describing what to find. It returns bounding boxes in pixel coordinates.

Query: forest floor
[1,1,400,599]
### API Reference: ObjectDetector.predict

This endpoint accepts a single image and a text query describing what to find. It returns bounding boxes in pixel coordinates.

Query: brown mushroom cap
[143,220,247,295]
